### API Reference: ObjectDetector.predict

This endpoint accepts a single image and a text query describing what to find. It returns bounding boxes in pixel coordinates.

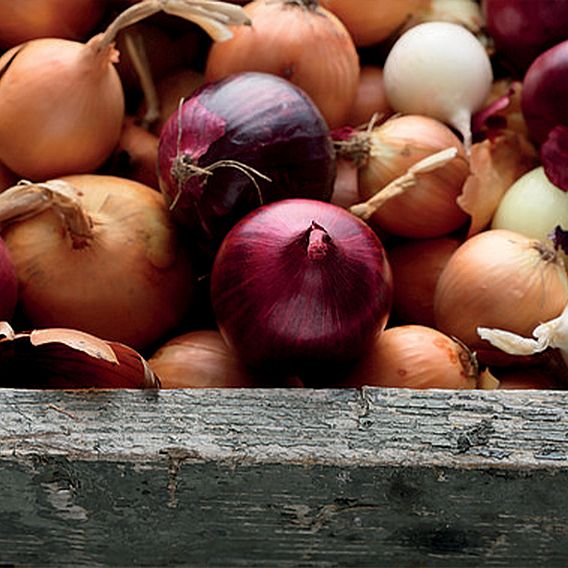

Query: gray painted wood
[1,387,568,566]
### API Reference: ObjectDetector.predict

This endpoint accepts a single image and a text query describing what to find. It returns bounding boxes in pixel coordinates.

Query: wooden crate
[2,386,568,567]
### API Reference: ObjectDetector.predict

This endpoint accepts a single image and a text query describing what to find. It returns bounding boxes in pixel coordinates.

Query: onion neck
[306,221,332,261]
[333,131,372,168]
[0,181,94,249]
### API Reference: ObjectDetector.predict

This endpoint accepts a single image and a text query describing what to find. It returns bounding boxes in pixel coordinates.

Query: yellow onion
[0,175,195,351]
[388,236,461,327]
[0,321,159,389]
[319,0,426,46]
[149,330,258,388]
[0,0,105,48]
[342,115,470,238]
[434,229,568,365]
[340,324,478,389]
[345,66,392,128]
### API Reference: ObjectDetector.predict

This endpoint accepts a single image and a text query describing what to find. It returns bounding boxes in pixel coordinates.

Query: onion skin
[0,0,105,48]
[434,229,568,364]
[211,198,393,383]
[1,175,194,352]
[158,72,336,257]
[149,330,258,388]
[483,0,568,77]
[388,236,461,327]
[205,0,360,128]
[0,325,159,389]
[0,39,125,180]
[340,325,477,389]
[521,40,568,146]
[0,238,17,322]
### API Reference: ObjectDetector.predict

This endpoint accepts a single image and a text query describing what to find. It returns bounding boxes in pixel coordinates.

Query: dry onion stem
[349,147,458,220]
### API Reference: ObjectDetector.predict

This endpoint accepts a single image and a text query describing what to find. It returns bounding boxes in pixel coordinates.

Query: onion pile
[1,0,568,391]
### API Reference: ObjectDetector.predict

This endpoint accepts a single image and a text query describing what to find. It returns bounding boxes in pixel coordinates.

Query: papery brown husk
[0,323,159,389]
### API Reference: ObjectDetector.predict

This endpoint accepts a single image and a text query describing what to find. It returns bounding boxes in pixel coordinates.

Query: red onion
[0,237,17,321]
[483,0,568,76]
[521,39,568,146]
[158,72,336,258]
[211,199,393,384]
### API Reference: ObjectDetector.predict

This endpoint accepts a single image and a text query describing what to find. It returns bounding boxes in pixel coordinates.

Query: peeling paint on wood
[1,387,568,566]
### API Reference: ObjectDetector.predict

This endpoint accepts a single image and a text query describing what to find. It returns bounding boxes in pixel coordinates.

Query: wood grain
[1,387,568,566]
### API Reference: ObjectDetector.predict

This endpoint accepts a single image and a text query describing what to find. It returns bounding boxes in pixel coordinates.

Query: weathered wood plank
[1,387,568,566]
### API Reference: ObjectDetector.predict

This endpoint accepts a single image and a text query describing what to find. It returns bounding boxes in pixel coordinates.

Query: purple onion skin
[521,39,568,146]
[211,199,393,385]
[0,237,17,321]
[483,0,568,77]
[158,72,336,258]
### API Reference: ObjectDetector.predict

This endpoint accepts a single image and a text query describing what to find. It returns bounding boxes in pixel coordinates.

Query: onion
[338,115,470,238]
[493,364,566,390]
[491,167,568,250]
[106,116,160,190]
[0,176,195,352]
[204,0,360,128]
[158,72,336,258]
[0,162,17,193]
[388,236,461,327]
[0,322,159,389]
[345,66,392,128]
[0,0,105,48]
[318,0,425,47]
[330,159,360,209]
[340,325,478,389]
[0,0,250,180]
[434,229,568,364]
[148,330,258,388]
[210,198,393,383]
[521,39,568,147]
[0,238,17,322]
[383,22,493,152]
[482,0,568,77]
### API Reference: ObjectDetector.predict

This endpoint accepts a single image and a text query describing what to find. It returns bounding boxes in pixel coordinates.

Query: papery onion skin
[482,0,568,77]
[1,175,194,352]
[211,198,393,383]
[521,39,568,146]
[340,325,477,389]
[434,229,568,364]
[0,39,125,180]
[0,238,18,322]
[158,72,336,257]
[357,115,470,238]
[388,236,461,327]
[149,330,258,388]
[204,0,360,128]
[0,0,105,48]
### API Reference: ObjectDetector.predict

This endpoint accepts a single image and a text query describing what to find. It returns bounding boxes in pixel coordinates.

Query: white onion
[491,166,568,246]
[383,21,493,152]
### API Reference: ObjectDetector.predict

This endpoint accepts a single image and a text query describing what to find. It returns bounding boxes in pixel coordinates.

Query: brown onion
[0,176,195,351]
[345,66,392,128]
[434,229,568,364]
[149,330,258,388]
[388,236,461,327]
[205,0,360,128]
[339,115,470,238]
[340,324,478,389]
[0,0,105,48]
